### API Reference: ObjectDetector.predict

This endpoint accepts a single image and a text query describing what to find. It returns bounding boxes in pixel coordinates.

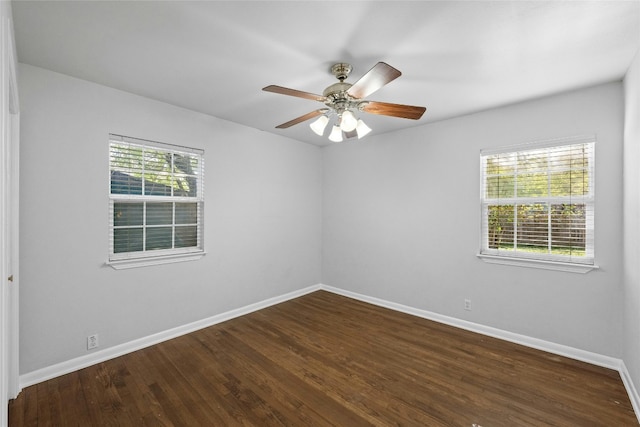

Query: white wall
[323,82,624,357]
[623,49,640,395]
[17,63,322,374]
[16,58,632,386]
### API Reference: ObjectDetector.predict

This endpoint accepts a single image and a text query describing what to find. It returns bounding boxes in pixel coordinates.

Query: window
[108,134,204,268]
[479,136,595,272]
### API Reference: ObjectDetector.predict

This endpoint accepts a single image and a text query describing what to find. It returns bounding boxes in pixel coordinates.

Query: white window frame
[107,134,205,269]
[477,135,598,273]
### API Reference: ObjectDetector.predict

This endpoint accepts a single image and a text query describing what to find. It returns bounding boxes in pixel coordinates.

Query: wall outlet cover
[87,334,99,350]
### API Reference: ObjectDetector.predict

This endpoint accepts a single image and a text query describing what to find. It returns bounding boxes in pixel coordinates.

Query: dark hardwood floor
[9,290,639,426]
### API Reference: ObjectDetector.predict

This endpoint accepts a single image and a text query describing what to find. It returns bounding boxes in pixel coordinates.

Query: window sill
[476,254,598,274]
[106,251,205,270]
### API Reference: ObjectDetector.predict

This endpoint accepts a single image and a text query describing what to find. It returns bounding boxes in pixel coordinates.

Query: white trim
[620,361,640,424]
[480,134,597,156]
[19,284,321,388]
[1,8,19,426]
[109,133,204,156]
[320,285,620,369]
[479,138,596,268]
[7,99,18,400]
[477,253,599,273]
[106,251,206,270]
[108,136,205,264]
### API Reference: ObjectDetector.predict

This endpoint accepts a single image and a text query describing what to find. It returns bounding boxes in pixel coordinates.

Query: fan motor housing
[323,82,368,113]
[323,82,352,99]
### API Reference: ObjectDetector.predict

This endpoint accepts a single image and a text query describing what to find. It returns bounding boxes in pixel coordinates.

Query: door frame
[1,6,20,425]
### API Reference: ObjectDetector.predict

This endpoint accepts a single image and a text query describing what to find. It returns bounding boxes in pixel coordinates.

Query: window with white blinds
[480,136,595,266]
[108,134,204,267]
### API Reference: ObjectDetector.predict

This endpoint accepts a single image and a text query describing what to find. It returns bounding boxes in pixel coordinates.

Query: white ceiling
[11,0,640,147]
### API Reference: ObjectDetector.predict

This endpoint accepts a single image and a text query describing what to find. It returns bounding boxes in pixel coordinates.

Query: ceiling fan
[263,62,426,142]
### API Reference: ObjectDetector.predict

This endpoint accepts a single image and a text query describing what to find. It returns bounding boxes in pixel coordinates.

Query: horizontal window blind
[480,136,595,265]
[109,134,204,262]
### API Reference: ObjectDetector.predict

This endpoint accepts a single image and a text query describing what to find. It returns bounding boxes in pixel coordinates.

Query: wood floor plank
[230,314,447,426]
[7,381,36,427]
[78,362,139,426]
[134,345,214,426]
[157,335,267,425]
[218,328,376,426]
[188,324,366,426]
[120,347,186,426]
[9,290,639,426]
[253,297,531,424]
[255,297,531,426]
[51,370,93,425]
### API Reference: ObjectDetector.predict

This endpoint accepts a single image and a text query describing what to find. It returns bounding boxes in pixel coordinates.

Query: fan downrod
[330,63,352,82]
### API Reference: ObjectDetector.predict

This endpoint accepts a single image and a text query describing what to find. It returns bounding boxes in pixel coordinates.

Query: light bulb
[340,110,358,132]
[309,115,329,136]
[356,119,372,139]
[328,125,343,142]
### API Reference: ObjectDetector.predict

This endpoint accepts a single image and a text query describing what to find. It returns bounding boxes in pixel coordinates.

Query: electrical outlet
[464,299,472,311]
[87,334,99,350]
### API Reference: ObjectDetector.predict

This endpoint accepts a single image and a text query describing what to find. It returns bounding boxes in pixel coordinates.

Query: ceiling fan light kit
[309,115,329,136]
[328,125,343,143]
[340,110,358,132]
[263,61,426,143]
[355,119,372,138]
[308,109,366,142]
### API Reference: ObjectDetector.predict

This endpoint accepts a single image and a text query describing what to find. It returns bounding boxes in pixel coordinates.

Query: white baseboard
[620,361,640,424]
[319,284,640,423]
[17,282,640,424]
[320,285,621,369]
[19,284,321,389]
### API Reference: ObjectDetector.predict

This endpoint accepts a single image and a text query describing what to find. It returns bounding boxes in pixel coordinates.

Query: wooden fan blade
[263,85,326,102]
[275,109,328,129]
[361,101,426,120]
[347,62,402,99]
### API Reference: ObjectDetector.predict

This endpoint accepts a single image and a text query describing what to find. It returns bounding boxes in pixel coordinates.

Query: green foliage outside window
[483,142,592,260]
